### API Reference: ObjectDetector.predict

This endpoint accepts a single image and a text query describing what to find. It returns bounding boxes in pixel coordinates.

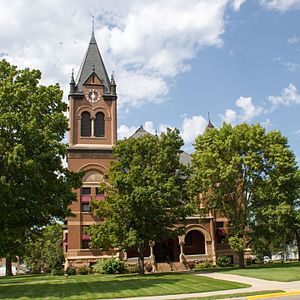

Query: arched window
[184,230,205,255]
[94,112,105,137]
[81,111,91,137]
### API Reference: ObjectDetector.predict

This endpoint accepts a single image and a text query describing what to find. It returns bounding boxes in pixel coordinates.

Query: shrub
[216,256,232,267]
[51,268,64,276]
[195,260,212,270]
[92,258,126,274]
[246,257,253,266]
[125,264,139,274]
[66,266,76,276]
[78,265,90,275]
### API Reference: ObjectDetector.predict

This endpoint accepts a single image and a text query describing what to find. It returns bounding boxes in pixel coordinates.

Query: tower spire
[92,16,95,35]
[69,68,75,93]
[206,112,215,130]
[75,24,111,94]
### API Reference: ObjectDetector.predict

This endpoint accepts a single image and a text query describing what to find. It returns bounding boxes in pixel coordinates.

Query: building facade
[64,33,237,269]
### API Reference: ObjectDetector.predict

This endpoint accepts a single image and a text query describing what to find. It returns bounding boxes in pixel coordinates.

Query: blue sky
[0,0,299,161]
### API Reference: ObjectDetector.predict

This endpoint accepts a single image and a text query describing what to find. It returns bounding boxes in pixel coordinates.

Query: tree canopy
[190,123,299,267]
[25,224,65,274]
[0,60,80,271]
[88,128,192,274]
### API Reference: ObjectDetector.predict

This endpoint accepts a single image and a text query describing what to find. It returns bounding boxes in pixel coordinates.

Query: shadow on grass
[0,272,247,299]
[0,274,184,299]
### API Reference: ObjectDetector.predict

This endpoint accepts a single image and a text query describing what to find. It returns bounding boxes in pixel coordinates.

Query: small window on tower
[82,203,91,212]
[96,187,104,195]
[82,187,91,195]
[94,112,105,137]
[81,111,91,137]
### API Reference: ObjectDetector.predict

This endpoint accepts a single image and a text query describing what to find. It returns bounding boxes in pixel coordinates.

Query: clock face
[86,89,100,103]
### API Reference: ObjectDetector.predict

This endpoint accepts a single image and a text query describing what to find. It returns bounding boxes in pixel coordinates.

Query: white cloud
[0,0,242,109]
[236,96,262,121]
[118,114,207,146]
[231,0,246,11]
[220,109,237,123]
[283,62,300,72]
[259,0,300,12]
[144,121,156,134]
[181,115,207,144]
[268,83,300,108]
[294,129,300,135]
[287,35,299,44]
[262,118,272,128]
[219,96,262,124]
[118,124,137,139]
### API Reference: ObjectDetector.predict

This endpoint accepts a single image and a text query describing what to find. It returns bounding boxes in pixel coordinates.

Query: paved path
[103,272,300,300]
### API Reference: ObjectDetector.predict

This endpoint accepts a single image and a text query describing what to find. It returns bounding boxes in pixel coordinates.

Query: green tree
[25,224,64,273]
[88,128,192,275]
[190,123,298,268]
[253,170,300,261]
[0,60,81,275]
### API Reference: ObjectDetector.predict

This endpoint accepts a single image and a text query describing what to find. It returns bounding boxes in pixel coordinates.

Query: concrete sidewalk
[103,272,300,300]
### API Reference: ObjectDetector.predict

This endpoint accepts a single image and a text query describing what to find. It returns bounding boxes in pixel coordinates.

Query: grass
[0,272,249,300]
[179,290,284,300]
[200,261,300,282]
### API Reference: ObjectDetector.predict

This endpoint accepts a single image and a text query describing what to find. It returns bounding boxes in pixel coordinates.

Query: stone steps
[155,262,189,273]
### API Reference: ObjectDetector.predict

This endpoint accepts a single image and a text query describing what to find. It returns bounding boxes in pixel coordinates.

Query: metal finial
[208,112,211,122]
[92,16,95,35]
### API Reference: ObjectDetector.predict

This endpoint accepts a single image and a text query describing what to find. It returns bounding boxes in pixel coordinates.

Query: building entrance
[153,238,179,262]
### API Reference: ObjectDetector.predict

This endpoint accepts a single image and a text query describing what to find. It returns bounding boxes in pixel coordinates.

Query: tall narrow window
[94,112,105,137]
[81,111,91,137]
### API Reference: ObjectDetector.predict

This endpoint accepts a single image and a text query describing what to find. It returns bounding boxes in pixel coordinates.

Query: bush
[195,260,212,270]
[216,256,232,267]
[66,267,76,276]
[92,258,126,274]
[246,257,253,266]
[78,265,90,275]
[51,268,64,276]
[125,264,139,274]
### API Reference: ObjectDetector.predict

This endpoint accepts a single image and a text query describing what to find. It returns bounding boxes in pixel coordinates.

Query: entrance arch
[153,237,180,262]
[183,230,205,255]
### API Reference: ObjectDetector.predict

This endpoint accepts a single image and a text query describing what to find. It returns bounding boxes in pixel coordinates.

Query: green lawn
[207,262,300,282]
[0,273,249,300]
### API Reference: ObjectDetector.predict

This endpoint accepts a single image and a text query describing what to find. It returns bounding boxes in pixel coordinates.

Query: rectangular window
[96,187,104,195]
[216,221,224,228]
[96,187,105,201]
[82,203,91,212]
[82,187,91,195]
[82,240,90,249]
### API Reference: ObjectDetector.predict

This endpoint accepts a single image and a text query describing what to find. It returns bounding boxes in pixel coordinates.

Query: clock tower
[65,31,117,266]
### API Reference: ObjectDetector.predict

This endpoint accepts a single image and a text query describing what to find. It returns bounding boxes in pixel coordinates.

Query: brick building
[64,32,236,269]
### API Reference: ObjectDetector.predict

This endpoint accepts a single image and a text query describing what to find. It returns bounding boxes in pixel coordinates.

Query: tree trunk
[5,258,13,276]
[238,252,245,269]
[137,247,145,275]
[295,231,300,262]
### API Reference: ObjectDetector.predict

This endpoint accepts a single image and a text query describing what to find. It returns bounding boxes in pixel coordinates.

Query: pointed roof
[205,112,215,130]
[130,125,149,139]
[76,32,110,94]
[129,126,191,165]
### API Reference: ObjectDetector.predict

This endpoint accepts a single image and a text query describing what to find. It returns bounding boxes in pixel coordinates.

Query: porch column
[178,236,186,263]
[209,216,217,265]
[64,258,69,271]
[149,240,155,263]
